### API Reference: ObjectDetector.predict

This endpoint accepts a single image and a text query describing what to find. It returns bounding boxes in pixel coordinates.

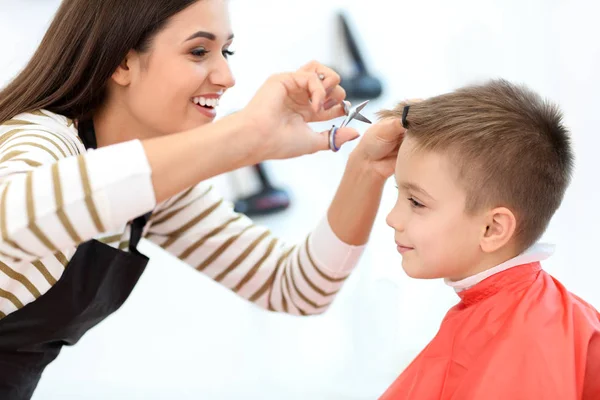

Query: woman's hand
[349,99,423,180]
[350,118,407,180]
[240,61,360,160]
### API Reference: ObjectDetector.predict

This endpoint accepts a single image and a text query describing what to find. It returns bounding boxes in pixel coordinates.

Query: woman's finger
[310,102,347,122]
[293,72,327,113]
[299,61,341,95]
[323,86,347,110]
[313,126,360,152]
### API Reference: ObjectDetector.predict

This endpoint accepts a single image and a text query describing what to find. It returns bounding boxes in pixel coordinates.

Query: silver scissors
[328,100,372,152]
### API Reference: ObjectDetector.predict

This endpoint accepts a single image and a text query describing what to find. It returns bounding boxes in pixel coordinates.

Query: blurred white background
[1,0,599,399]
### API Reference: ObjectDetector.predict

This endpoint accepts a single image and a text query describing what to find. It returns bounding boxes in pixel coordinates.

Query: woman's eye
[191,48,208,57]
[408,197,425,208]
[222,49,235,59]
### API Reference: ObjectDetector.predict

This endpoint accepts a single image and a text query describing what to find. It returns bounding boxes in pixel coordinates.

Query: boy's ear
[480,207,517,253]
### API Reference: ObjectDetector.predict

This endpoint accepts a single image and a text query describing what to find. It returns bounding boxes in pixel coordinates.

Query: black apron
[0,120,152,399]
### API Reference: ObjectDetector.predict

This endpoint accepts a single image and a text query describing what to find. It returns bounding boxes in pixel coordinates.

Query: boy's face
[386,136,487,280]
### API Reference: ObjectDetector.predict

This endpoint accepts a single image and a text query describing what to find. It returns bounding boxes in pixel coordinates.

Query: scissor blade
[354,100,370,113]
[353,113,372,124]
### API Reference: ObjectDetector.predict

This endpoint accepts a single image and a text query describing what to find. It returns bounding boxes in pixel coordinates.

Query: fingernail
[324,99,338,110]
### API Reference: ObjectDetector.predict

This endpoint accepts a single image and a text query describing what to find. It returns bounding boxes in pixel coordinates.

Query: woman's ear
[480,206,517,253]
[111,50,140,87]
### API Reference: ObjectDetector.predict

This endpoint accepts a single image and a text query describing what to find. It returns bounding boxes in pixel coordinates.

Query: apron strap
[129,212,152,254]
[76,120,152,254]
[76,119,98,150]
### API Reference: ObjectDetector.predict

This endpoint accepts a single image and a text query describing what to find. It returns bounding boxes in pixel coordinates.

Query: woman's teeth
[193,96,219,108]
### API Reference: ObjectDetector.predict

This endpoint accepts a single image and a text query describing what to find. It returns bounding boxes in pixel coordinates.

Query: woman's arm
[145,182,366,316]
[143,119,403,316]
[0,67,359,264]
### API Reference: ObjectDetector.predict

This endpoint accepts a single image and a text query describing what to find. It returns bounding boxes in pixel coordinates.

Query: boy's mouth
[396,241,414,254]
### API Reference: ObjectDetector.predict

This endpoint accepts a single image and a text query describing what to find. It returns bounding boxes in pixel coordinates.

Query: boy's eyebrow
[400,182,435,201]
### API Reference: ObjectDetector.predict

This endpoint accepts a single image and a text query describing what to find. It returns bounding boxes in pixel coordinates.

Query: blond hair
[379,79,574,251]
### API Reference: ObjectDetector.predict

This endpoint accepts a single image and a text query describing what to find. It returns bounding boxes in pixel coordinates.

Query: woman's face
[112,0,235,136]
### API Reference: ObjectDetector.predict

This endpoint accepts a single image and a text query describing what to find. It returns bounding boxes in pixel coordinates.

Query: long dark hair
[0,0,199,125]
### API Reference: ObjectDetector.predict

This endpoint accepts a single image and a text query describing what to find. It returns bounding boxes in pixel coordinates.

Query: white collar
[444,243,555,293]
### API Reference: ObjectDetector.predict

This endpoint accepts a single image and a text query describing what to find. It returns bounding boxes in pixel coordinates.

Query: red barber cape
[380,262,600,400]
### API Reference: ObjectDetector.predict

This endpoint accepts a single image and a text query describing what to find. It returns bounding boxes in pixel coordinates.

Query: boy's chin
[401,259,443,280]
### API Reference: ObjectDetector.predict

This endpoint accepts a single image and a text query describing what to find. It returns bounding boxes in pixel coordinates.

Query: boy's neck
[445,243,555,292]
[448,247,520,283]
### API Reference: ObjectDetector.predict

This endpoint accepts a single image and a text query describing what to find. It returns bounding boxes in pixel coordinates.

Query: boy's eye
[408,197,425,208]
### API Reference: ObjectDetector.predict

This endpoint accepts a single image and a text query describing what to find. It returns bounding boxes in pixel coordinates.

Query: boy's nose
[386,211,404,232]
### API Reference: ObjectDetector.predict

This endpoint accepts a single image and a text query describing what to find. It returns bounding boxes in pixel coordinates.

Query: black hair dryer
[335,11,384,101]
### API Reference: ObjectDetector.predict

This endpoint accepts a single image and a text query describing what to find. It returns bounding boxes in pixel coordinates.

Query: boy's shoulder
[514,269,600,337]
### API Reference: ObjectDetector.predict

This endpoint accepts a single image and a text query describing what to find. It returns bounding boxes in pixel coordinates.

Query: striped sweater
[0,110,365,320]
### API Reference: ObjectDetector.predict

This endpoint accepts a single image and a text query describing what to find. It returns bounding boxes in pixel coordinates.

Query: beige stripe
[214,230,271,282]
[284,270,308,315]
[297,249,338,297]
[32,260,57,286]
[0,120,79,155]
[0,133,68,158]
[152,185,213,225]
[54,251,69,267]
[196,224,253,271]
[35,128,80,156]
[0,260,41,298]
[0,127,72,158]
[233,238,278,293]
[161,199,223,248]
[0,181,36,258]
[0,150,27,163]
[305,236,348,283]
[152,185,205,220]
[0,128,26,148]
[1,119,31,126]
[0,287,24,309]
[10,158,42,167]
[178,215,242,259]
[289,262,330,309]
[26,173,58,251]
[252,246,295,303]
[98,234,122,244]
[52,163,82,243]
[0,310,6,319]
[278,268,290,313]
[1,142,59,161]
[0,250,19,262]
[119,241,130,250]
[77,155,106,232]
[30,110,47,118]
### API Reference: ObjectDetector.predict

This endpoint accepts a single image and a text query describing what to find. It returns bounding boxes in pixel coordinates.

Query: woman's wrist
[347,146,389,186]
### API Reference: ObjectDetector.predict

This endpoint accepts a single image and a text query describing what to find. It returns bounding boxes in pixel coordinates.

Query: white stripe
[0,266,40,306]
[0,295,18,317]
[279,264,300,315]
[0,130,74,158]
[268,256,288,312]
[298,246,339,294]
[235,242,288,299]
[211,230,272,289]
[56,155,102,237]
[85,140,155,229]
